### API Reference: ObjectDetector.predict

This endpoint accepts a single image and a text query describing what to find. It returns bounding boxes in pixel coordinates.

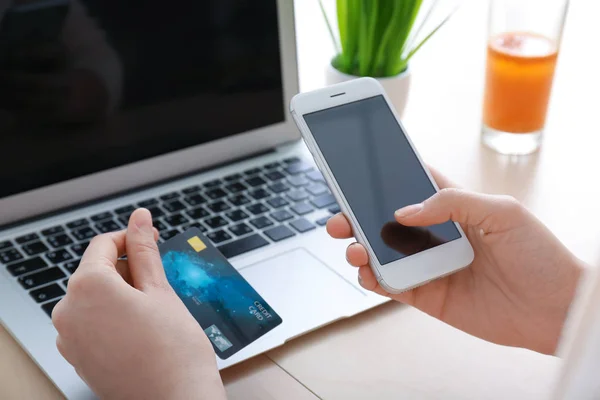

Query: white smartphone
[290,77,474,293]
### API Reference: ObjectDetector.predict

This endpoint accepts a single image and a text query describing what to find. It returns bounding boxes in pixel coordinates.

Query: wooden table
[2,0,599,398]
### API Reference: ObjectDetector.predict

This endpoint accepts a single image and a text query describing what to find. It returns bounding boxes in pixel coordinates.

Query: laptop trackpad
[237,248,366,337]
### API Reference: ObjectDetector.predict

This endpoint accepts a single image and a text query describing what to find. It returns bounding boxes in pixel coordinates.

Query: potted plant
[319,0,455,116]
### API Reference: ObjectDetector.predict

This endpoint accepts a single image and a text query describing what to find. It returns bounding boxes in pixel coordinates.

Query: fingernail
[133,208,153,233]
[358,274,364,287]
[395,203,423,219]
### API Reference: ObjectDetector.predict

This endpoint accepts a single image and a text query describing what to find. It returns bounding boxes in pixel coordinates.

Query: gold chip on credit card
[187,236,206,252]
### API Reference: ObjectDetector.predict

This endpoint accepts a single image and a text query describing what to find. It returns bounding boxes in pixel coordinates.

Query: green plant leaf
[385,0,423,76]
[325,0,453,77]
[397,6,457,73]
[345,0,360,73]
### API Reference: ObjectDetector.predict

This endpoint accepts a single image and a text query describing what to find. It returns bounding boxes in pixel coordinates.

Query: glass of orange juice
[482,0,569,155]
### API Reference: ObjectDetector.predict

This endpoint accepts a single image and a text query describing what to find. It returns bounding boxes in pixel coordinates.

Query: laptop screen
[0,0,284,199]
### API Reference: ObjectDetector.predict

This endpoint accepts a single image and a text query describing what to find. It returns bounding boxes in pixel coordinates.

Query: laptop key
[72,226,96,241]
[22,241,49,256]
[306,170,325,182]
[249,188,271,200]
[203,179,222,189]
[306,183,329,196]
[264,170,285,181]
[184,222,207,233]
[160,192,180,201]
[284,157,300,164]
[42,299,61,317]
[328,205,341,214]
[207,230,232,244]
[290,218,316,233]
[264,225,296,242]
[6,256,46,276]
[46,249,73,264]
[229,223,253,237]
[263,161,280,170]
[153,219,168,232]
[291,203,314,216]
[244,168,261,176]
[182,185,201,195]
[91,212,113,222]
[114,205,135,215]
[164,214,189,227]
[204,216,229,229]
[30,284,65,303]
[205,188,228,200]
[47,234,73,249]
[64,260,81,275]
[268,182,290,194]
[225,182,247,194]
[311,193,336,209]
[288,175,309,187]
[147,205,165,218]
[217,234,269,259]
[245,176,267,187]
[316,216,331,226]
[287,190,309,202]
[1,248,24,265]
[229,194,251,207]
[224,173,243,182]
[246,203,269,215]
[163,200,186,213]
[0,241,12,251]
[42,226,65,237]
[267,197,289,209]
[225,209,249,222]
[138,198,158,207]
[66,218,89,229]
[271,210,294,222]
[71,242,90,257]
[95,220,121,233]
[207,201,231,213]
[249,216,274,230]
[160,229,180,241]
[19,267,66,290]
[184,193,207,206]
[285,161,313,175]
[186,207,210,220]
[16,233,39,244]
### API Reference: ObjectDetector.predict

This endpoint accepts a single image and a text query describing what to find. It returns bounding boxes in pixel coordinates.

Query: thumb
[394,188,526,233]
[126,208,169,291]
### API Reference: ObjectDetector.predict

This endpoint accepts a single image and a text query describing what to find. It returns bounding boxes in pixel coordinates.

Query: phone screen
[303,95,461,265]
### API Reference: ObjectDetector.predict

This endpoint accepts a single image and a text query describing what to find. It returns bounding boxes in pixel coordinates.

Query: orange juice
[483,32,558,133]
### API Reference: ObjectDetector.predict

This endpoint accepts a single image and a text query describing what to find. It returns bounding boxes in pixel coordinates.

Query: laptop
[0,0,386,398]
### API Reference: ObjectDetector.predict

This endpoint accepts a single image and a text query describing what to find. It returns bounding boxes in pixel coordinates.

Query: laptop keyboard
[0,158,340,318]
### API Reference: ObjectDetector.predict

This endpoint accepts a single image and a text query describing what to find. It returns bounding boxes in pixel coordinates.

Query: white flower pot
[325,63,412,117]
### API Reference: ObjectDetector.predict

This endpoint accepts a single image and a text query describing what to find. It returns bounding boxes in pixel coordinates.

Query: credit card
[158,228,282,359]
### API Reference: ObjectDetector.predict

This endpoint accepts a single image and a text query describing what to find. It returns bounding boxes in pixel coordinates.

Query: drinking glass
[482,0,569,155]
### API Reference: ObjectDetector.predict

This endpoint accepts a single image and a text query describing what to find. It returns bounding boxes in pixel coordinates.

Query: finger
[126,208,169,291]
[395,189,523,233]
[357,266,396,298]
[115,259,133,285]
[357,265,378,290]
[346,243,368,267]
[326,213,353,239]
[78,230,126,272]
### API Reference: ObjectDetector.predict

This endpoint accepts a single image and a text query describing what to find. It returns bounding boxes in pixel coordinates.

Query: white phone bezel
[290,78,474,293]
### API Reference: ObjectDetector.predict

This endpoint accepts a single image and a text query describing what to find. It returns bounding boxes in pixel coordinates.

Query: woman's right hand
[327,169,584,355]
